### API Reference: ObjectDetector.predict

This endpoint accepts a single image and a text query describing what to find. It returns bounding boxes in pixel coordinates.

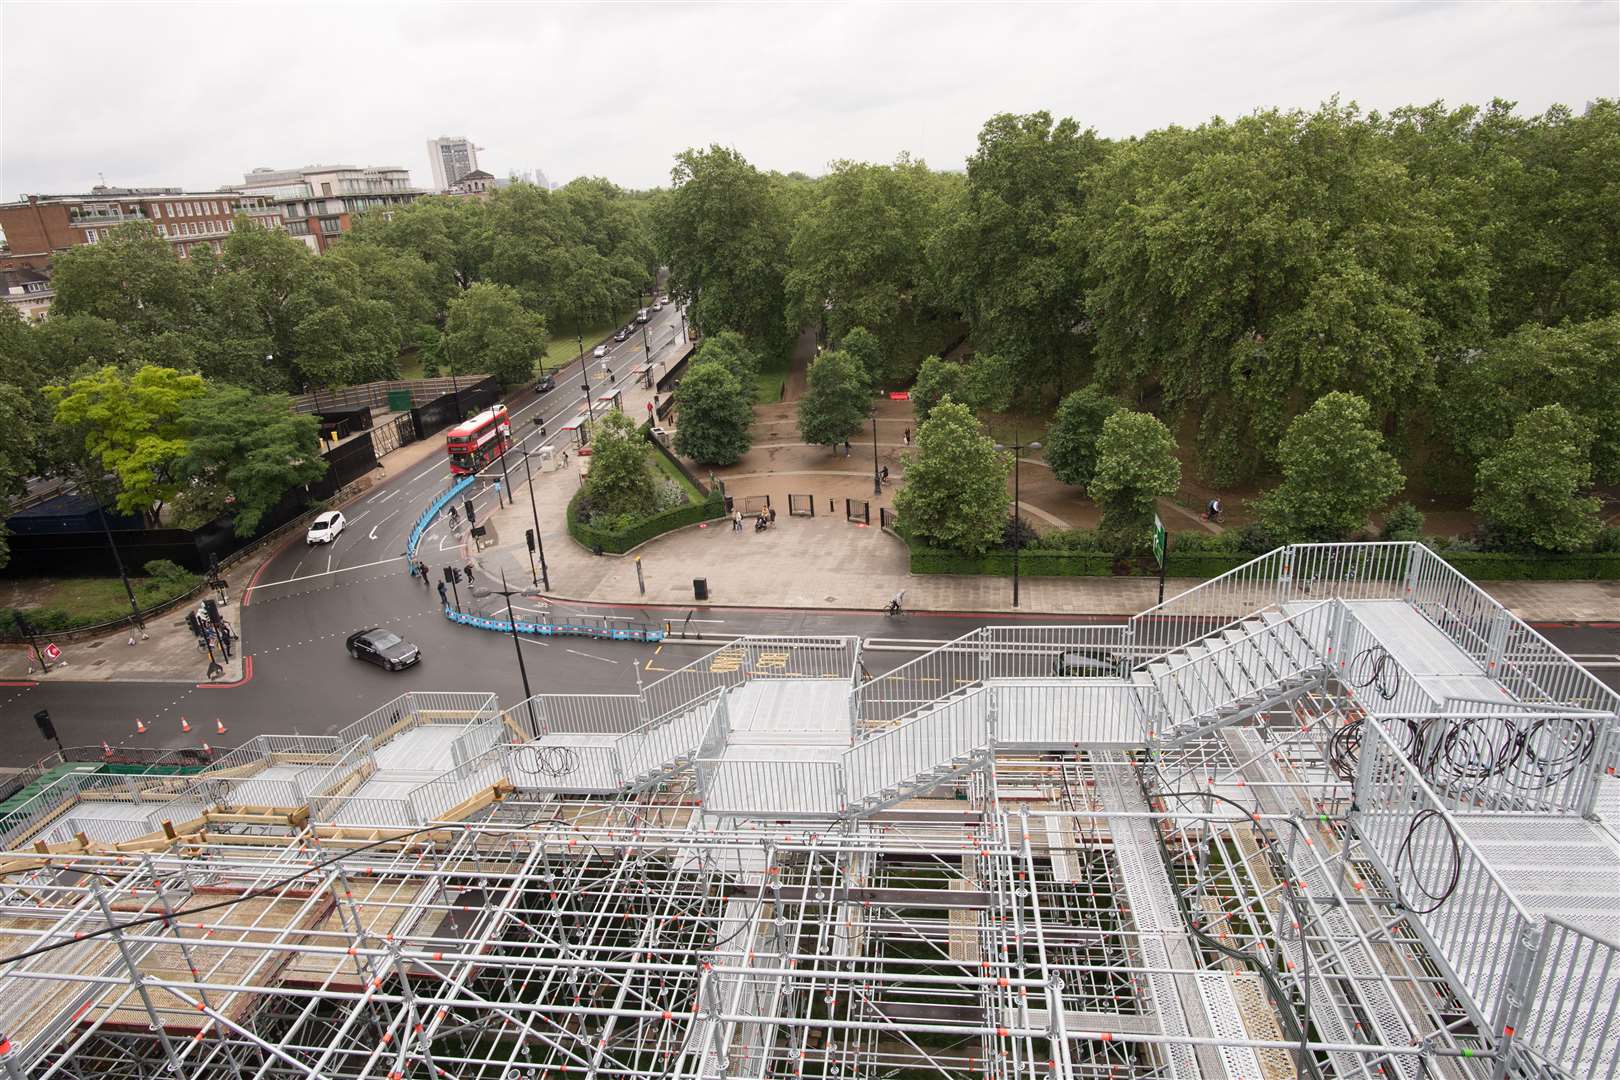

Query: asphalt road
[3,298,1618,765]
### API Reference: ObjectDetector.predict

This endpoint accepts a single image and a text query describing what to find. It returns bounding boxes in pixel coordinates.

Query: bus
[446,404,511,475]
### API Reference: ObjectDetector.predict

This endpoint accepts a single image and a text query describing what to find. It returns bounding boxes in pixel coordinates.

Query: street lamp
[519,445,551,590]
[473,571,539,737]
[994,433,1042,609]
[870,408,882,496]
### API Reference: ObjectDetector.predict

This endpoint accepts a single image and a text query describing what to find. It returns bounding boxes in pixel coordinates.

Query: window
[156,224,166,236]
[320,217,341,234]
[84,228,97,242]
[227,219,234,231]
[208,200,218,214]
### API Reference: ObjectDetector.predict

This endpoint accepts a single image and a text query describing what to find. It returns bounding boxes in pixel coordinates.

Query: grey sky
[3,1,1616,198]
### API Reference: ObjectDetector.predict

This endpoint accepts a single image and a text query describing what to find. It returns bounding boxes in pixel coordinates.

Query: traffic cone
[202,742,213,757]
[135,718,147,735]
[180,716,192,734]
[215,718,228,735]
[101,741,113,758]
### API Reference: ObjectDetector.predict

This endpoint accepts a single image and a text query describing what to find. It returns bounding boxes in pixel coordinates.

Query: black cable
[1391,807,1461,915]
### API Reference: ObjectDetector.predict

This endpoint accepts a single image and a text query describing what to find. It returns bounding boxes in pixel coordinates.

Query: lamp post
[474,571,538,737]
[519,445,551,590]
[870,409,882,496]
[578,347,596,435]
[994,433,1042,609]
[95,498,147,637]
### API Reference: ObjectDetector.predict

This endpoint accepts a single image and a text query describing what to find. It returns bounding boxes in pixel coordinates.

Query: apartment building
[0,186,272,273]
[427,135,479,191]
[229,165,423,252]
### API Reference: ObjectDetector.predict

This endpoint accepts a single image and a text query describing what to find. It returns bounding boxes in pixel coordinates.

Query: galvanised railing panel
[336,691,499,748]
[1517,918,1620,1080]
[698,758,845,817]
[853,630,984,731]
[992,680,1146,746]
[408,745,508,821]
[617,693,724,782]
[524,694,645,735]
[0,772,142,848]
[981,624,1129,679]
[449,717,509,768]
[843,689,988,806]
[1380,705,1614,817]
[1329,602,1446,719]
[642,636,856,723]
[310,793,419,829]
[291,740,374,801]
[1353,718,1536,1034]
[506,741,624,792]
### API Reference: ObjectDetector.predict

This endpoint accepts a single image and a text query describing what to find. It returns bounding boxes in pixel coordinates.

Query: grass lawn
[0,569,203,632]
[649,446,705,502]
[754,349,793,404]
[397,350,426,380]
[541,318,625,374]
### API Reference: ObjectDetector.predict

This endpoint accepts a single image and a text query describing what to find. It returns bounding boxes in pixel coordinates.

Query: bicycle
[885,590,906,618]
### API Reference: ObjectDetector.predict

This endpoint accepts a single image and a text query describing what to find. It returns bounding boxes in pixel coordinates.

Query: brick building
[0,186,276,273]
[228,165,423,252]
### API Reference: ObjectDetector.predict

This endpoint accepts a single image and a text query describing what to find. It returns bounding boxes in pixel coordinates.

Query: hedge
[567,489,727,555]
[906,537,1620,581]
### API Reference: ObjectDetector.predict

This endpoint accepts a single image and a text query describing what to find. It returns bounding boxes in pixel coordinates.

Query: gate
[370,413,418,458]
[880,507,896,530]
[739,494,771,517]
[788,494,816,518]
[845,499,870,525]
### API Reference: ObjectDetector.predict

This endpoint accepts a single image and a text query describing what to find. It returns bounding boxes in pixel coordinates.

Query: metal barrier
[844,691,987,807]
[523,694,645,734]
[845,499,869,525]
[446,608,665,643]
[698,757,845,817]
[641,636,857,724]
[1517,917,1620,1080]
[406,475,475,560]
[879,506,896,530]
[738,494,770,517]
[787,494,815,517]
[407,745,509,821]
[994,682,1148,746]
[336,691,500,748]
[448,717,509,768]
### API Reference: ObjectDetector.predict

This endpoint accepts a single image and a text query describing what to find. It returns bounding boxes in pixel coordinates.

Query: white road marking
[410,458,449,483]
[249,555,408,593]
[565,649,619,664]
[366,509,401,541]
[518,636,552,647]
[365,488,399,505]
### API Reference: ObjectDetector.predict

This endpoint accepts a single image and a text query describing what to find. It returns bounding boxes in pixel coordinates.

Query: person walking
[465,562,476,585]
[732,510,743,533]
[437,581,449,607]
[903,428,911,446]
[768,505,777,527]
[843,439,851,458]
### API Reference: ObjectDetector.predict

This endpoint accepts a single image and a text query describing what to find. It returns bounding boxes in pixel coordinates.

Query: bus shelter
[595,389,625,414]
[558,416,590,448]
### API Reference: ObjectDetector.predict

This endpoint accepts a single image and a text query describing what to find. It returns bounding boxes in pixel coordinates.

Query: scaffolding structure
[1,542,1616,1080]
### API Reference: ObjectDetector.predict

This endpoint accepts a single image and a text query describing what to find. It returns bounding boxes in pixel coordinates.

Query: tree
[291,260,403,388]
[584,410,658,522]
[1258,392,1405,541]
[797,348,871,449]
[893,398,1010,555]
[658,146,791,352]
[175,386,327,534]
[1045,386,1121,488]
[673,361,753,465]
[443,282,547,387]
[911,356,966,424]
[1473,405,1601,553]
[1088,411,1181,551]
[930,112,1106,395]
[47,365,206,520]
[839,327,883,392]
[50,222,201,337]
[962,352,1014,414]
[691,330,760,389]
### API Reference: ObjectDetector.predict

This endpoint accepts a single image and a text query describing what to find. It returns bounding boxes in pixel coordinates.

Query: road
[3,297,1618,764]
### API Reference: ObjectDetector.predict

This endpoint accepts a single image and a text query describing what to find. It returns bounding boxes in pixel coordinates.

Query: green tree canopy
[673,361,753,466]
[1088,410,1181,551]
[797,348,871,449]
[910,356,965,424]
[47,365,206,519]
[690,330,760,389]
[1473,405,1602,553]
[1045,386,1121,489]
[175,385,327,534]
[893,397,1010,555]
[443,282,547,387]
[584,410,658,522]
[658,146,791,352]
[1258,392,1405,541]
[50,222,203,337]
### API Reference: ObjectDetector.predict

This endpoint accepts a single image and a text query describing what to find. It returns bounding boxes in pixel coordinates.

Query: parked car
[613,328,630,343]
[305,510,345,545]
[593,344,608,359]
[535,373,556,393]
[1053,650,1118,677]
[346,628,422,671]
[652,300,663,312]
[636,308,650,323]
[659,294,671,305]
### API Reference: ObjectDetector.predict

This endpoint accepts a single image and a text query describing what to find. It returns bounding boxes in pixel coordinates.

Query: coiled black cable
[1391,807,1462,914]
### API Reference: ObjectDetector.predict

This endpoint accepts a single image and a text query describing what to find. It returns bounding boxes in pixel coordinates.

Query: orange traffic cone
[180,716,192,733]
[202,742,213,757]
[135,718,147,735]
[215,718,228,735]
[101,741,113,758]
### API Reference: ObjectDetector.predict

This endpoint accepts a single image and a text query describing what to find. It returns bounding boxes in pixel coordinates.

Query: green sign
[1152,513,1167,568]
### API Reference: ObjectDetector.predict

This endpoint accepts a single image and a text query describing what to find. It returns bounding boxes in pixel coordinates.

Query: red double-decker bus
[446,404,511,475]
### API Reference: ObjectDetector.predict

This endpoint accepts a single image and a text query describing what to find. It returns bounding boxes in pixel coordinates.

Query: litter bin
[693,578,709,601]
[723,496,734,513]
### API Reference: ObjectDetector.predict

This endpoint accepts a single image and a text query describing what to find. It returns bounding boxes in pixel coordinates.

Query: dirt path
[782,326,817,402]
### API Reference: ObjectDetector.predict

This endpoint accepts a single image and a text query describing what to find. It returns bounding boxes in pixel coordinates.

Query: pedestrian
[843,439,851,458]
[437,581,449,606]
[647,400,655,417]
[494,479,503,506]
[768,505,777,526]
[465,562,476,585]
[903,428,911,445]
[732,510,743,532]
[880,466,889,484]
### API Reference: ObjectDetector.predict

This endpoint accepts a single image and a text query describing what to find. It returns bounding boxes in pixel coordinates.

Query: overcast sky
[3,1,1616,198]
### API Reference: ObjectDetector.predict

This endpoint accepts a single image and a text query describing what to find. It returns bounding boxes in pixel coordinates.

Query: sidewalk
[471,378,1620,622]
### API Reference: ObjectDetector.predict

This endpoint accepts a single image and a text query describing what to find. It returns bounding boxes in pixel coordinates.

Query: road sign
[42,642,61,662]
[1151,514,1167,569]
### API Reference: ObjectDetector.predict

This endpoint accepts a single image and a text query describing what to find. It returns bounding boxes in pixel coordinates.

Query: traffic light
[526,529,536,553]
[204,598,222,625]
[33,709,56,742]
[443,566,462,584]
[464,499,476,526]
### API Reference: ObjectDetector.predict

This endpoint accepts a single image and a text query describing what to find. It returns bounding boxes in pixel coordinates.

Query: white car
[305,510,346,545]
[593,344,608,359]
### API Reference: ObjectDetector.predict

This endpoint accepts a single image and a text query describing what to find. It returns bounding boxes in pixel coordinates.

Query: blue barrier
[408,475,476,560]
[444,606,665,644]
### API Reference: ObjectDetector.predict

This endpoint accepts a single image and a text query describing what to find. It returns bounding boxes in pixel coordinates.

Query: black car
[534,373,556,393]
[346,628,422,671]
[1054,649,1119,677]
[613,327,630,343]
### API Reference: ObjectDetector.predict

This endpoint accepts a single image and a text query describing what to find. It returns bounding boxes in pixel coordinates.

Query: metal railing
[616,691,726,783]
[641,636,856,724]
[1327,601,1445,719]
[994,681,1147,746]
[1517,918,1620,1080]
[335,691,499,748]
[309,792,418,828]
[407,745,509,821]
[407,475,475,560]
[1352,718,1536,1034]
[698,757,845,816]
[844,690,988,807]
[524,694,645,734]
[449,717,509,767]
